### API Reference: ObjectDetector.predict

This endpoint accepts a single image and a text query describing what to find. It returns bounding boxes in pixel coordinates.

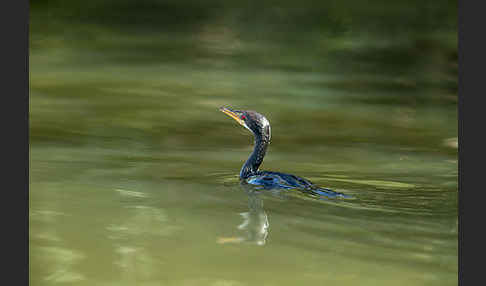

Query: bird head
[219,106,271,142]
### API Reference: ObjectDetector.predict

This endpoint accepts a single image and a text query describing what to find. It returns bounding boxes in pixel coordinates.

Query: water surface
[30,2,457,285]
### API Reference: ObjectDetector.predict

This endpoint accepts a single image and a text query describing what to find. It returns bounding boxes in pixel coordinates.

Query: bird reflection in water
[218,182,270,246]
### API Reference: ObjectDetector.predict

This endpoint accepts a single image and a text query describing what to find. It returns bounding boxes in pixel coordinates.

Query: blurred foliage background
[29,0,457,165]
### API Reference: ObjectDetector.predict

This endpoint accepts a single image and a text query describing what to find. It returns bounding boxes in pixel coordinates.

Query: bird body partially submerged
[219,107,350,199]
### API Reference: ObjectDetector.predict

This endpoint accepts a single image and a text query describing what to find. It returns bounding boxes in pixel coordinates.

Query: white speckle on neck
[261,116,271,141]
[261,116,270,128]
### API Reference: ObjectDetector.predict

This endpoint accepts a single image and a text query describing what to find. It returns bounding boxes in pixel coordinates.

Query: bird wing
[246,171,350,198]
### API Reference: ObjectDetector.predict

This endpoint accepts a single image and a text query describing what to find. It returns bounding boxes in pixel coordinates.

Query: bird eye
[241,115,246,120]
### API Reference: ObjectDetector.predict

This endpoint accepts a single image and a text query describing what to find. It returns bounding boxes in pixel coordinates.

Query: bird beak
[219,107,245,126]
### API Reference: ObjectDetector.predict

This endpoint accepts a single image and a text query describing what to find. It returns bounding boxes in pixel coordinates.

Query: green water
[30,1,457,285]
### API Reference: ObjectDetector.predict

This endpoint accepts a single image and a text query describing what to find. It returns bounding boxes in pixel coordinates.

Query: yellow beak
[219,107,245,126]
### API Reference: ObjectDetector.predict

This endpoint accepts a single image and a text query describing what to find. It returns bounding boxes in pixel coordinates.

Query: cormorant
[219,107,350,199]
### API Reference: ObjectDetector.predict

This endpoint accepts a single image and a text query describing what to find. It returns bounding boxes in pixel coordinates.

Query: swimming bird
[219,107,350,198]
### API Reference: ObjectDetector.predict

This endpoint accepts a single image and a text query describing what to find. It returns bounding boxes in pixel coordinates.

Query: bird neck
[240,134,269,179]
